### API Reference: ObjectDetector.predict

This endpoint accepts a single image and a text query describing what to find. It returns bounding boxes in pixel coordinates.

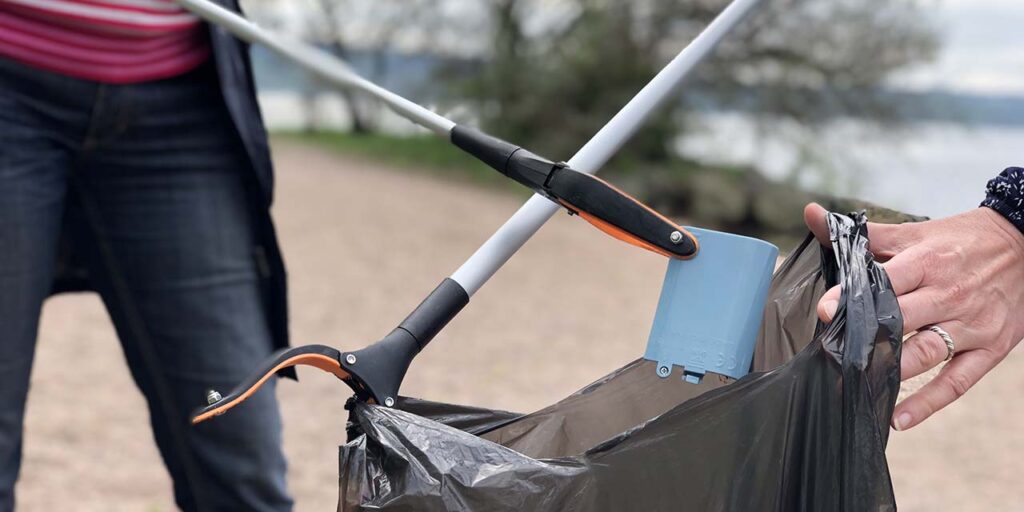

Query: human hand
[803,203,1024,430]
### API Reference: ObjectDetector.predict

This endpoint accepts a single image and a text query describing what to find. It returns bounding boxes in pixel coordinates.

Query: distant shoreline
[251,46,1024,129]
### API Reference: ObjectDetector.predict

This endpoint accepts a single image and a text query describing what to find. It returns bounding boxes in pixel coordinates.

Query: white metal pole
[175,0,454,135]
[177,0,764,295]
[450,0,764,294]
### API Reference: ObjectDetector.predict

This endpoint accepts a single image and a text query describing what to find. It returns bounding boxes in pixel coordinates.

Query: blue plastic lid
[644,227,778,383]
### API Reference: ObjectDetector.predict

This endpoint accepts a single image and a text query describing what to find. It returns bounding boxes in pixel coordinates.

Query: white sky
[895,0,1024,94]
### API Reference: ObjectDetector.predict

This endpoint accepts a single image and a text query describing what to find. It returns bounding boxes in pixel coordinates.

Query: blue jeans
[0,58,292,511]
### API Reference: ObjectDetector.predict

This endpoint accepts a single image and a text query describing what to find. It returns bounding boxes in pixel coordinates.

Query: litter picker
[181,0,767,422]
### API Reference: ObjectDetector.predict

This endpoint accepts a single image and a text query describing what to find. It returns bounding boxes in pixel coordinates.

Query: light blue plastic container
[644,227,778,384]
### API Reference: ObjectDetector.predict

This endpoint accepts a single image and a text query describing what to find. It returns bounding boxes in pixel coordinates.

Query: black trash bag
[338,212,903,511]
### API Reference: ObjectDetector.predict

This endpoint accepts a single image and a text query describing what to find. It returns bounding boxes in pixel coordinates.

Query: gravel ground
[18,140,1023,511]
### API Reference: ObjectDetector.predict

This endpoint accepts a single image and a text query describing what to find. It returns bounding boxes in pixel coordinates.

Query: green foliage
[454,0,939,166]
[459,0,679,162]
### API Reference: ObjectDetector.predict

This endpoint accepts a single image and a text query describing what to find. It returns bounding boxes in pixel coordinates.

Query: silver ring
[927,325,955,362]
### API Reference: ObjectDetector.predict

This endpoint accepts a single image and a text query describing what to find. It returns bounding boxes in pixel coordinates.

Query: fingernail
[823,300,838,319]
[893,412,912,431]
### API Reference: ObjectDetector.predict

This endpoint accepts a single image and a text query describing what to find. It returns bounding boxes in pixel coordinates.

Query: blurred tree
[460,0,938,162]
[307,0,371,132]
[452,0,938,234]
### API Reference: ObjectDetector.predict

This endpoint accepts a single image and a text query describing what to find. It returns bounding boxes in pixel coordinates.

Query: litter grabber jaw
[191,279,469,424]
[451,126,699,260]
[190,344,350,424]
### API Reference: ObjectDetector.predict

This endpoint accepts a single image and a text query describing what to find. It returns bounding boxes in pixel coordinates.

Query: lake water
[676,114,1024,220]
[259,92,1023,220]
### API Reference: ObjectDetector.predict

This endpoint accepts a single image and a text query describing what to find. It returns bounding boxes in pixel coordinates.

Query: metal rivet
[669,231,684,244]
[206,389,223,405]
[657,366,670,377]
[345,354,357,365]
[384,397,395,407]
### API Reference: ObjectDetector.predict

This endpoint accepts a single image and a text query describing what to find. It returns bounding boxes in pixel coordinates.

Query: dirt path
[20,140,1023,511]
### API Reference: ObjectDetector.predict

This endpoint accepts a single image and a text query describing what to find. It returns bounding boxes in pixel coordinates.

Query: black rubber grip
[451,125,519,175]
[398,278,469,350]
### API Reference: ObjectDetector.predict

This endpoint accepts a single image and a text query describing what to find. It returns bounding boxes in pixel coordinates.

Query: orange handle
[551,171,699,259]
[568,205,684,259]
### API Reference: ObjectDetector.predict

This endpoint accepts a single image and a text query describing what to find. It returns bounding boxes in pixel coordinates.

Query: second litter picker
[178,0,772,420]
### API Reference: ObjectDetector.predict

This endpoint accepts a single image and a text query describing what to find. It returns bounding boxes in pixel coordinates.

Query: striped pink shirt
[0,0,211,84]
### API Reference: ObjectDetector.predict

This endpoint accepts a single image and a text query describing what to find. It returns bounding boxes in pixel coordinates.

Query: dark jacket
[52,0,291,365]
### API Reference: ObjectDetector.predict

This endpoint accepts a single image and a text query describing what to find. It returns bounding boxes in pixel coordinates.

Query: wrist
[979,206,1024,262]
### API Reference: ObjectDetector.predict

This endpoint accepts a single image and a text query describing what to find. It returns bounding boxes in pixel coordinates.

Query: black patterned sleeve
[981,167,1024,235]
